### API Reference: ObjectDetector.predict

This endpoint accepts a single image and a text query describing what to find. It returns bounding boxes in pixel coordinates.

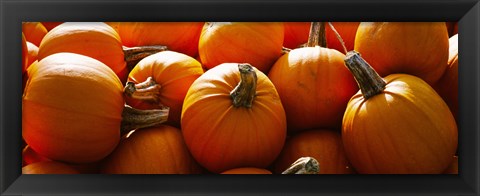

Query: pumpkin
[443,156,458,174]
[125,51,204,127]
[354,22,449,85]
[41,22,63,31]
[283,22,310,49]
[101,125,202,174]
[268,22,358,132]
[107,22,204,57]
[273,129,354,174]
[22,22,48,46]
[22,33,28,73]
[341,51,458,174]
[198,22,284,73]
[181,63,287,173]
[26,41,38,69]
[23,53,169,163]
[22,161,80,174]
[221,167,272,174]
[434,34,458,121]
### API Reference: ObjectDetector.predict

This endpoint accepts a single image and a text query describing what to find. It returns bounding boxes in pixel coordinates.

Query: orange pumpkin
[26,41,38,69]
[101,125,202,174]
[22,22,48,46]
[273,129,354,174]
[434,34,458,121]
[342,52,458,174]
[22,161,80,174]
[443,156,458,174]
[268,22,358,132]
[181,63,287,173]
[354,22,449,85]
[125,51,204,127]
[41,22,63,31]
[23,53,168,164]
[22,33,28,73]
[221,167,272,174]
[283,22,310,49]
[108,22,204,57]
[198,22,284,73]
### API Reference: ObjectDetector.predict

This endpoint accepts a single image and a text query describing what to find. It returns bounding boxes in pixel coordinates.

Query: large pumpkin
[101,125,201,174]
[273,129,354,174]
[181,63,287,173]
[268,22,358,132]
[354,22,449,85]
[434,34,458,121]
[283,22,310,49]
[22,161,80,174]
[341,52,458,174]
[198,22,284,73]
[108,22,204,57]
[22,22,48,46]
[125,51,204,127]
[23,53,168,163]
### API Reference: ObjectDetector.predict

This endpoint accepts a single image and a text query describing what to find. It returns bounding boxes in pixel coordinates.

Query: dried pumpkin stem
[282,157,320,174]
[344,51,386,99]
[230,63,257,108]
[307,22,327,47]
[123,45,168,71]
[124,77,162,104]
[120,104,169,135]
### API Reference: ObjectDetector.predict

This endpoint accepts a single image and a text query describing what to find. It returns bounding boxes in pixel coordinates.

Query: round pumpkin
[342,52,458,174]
[22,33,28,73]
[22,161,80,174]
[22,22,48,47]
[273,129,354,174]
[101,125,202,174]
[125,51,204,127]
[221,167,272,174]
[26,41,38,69]
[443,156,458,174]
[198,22,284,73]
[108,22,204,57]
[268,23,358,132]
[434,34,458,121]
[354,22,449,85]
[283,22,310,49]
[181,63,287,173]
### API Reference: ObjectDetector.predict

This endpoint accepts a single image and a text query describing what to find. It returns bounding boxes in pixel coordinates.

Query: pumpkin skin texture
[268,46,358,132]
[283,22,310,49]
[37,22,128,83]
[108,22,204,57]
[221,167,272,174]
[354,22,449,85]
[434,34,458,121]
[101,125,202,174]
[342,74,458,174]
[126,51,204,127]
[198,22,284,73]
[22,22,48,46]
[23,53,124,164]
[22,33,28,73]
[22,161,80,174]
[26,41,39,69]
[181,63,287,173]
[443,156,458,174]
[273,130,354,174]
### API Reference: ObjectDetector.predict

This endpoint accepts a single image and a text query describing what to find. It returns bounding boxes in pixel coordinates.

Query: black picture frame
[1,0,479,195]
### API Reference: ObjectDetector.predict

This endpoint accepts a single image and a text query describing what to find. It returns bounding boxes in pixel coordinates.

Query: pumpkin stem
[123,45,168,71]
[307,22,327,47]
[282,157,320,174]
[120,104,169,135]
[344,51,386,99]
[124,77,162,104]
[230,63,257,108]
[327,22,348,54]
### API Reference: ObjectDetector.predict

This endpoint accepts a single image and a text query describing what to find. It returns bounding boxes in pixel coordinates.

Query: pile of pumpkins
[21,21,459,174]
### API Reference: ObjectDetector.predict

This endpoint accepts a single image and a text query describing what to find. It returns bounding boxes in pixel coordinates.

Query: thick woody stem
[123,45,168,71]
[120,105,169,135]
[344,51,386,99]
[307,22,327,47]
[282,157,320,174]
[230,63,257,108]
[124,77,162,104]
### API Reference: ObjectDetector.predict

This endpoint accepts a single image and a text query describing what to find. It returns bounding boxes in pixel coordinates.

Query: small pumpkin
[268,22,358,132]
[22,161,80,174]
[101,125,202,174]
[354,22,449,85]
[22,22,48,46]
[341,51,458,174]
[273,129,354,174]
[23,53,169,163]
[198,22,284,73]
[181,63,287,173]
[221,167,273,174]
[434,34,458,121]
[124,51,204,127]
